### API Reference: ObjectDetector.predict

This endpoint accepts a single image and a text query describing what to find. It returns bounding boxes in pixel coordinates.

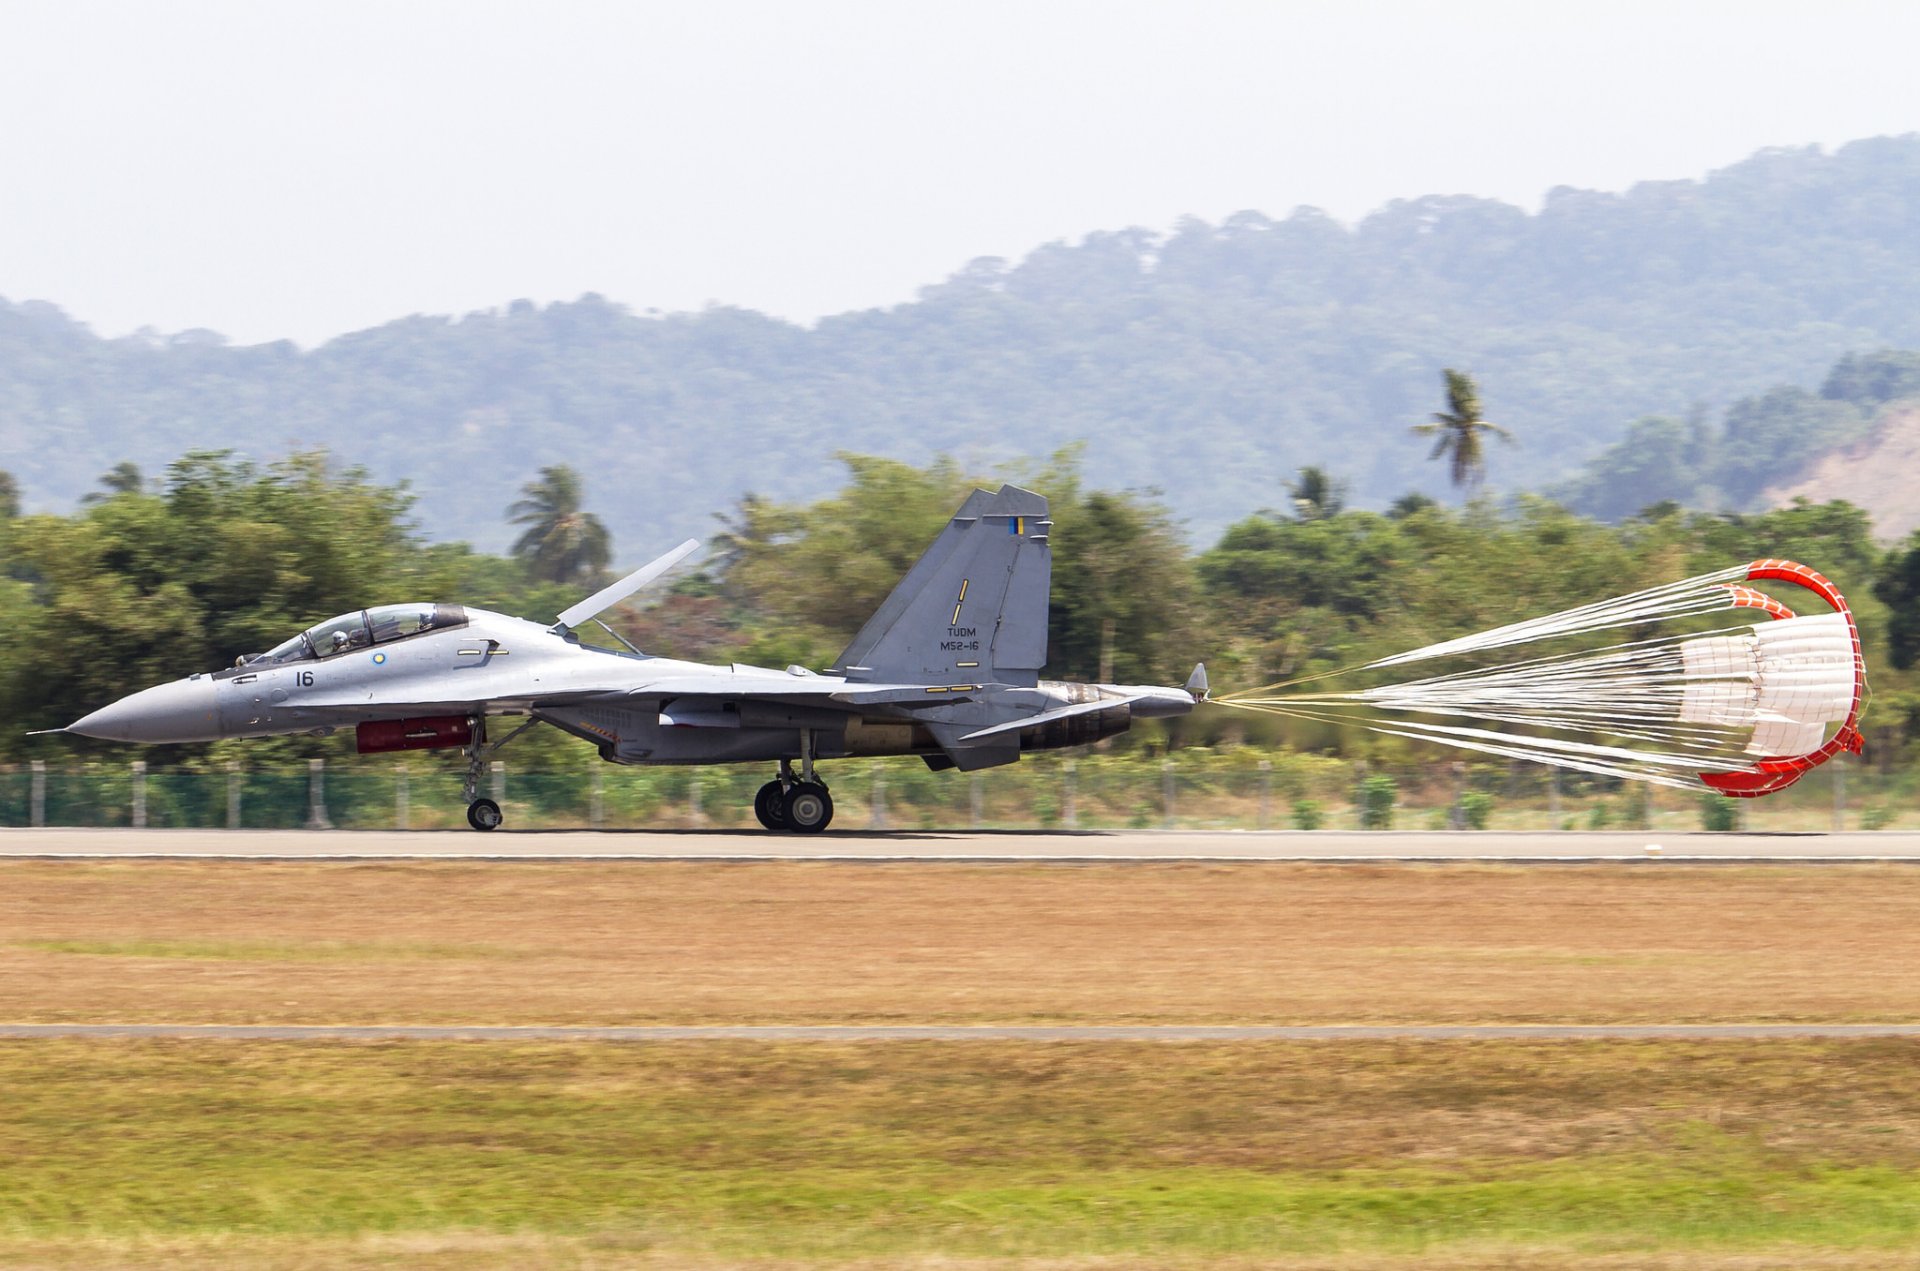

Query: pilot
[330,630,353,653]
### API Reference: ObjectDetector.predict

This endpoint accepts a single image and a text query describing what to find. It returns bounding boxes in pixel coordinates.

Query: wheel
[781,782,833,834]
[753,780,789,831]
[466,798,503,832]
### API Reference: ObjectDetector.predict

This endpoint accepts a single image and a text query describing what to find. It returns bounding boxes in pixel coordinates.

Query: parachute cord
[1203,560,1865,794]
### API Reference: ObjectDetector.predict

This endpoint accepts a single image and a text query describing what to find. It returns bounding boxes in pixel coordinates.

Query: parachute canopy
[1218,560,1866,798]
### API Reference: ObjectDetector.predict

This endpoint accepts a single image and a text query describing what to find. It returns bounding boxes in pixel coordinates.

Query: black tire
[782,782,833,834]
[466,798,503,832]
[754,780,789,831]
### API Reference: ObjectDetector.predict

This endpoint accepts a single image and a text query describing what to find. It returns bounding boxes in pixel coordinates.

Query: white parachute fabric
[1218,566,1864,791]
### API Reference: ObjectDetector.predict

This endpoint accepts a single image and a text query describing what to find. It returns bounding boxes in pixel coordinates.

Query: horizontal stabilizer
[553,539,699,632]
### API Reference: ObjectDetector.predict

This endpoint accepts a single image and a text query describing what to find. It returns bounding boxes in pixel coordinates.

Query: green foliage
[1459,790,1495,830]
[1875,529,1920,670]
[1698,793,1739,832]
[5,437,1918,780]
[720,452,1194,683]
[1289,797,1324,831]
[1561,381,1882,520]
[1358,774,1397,829]
[0,451,567,757]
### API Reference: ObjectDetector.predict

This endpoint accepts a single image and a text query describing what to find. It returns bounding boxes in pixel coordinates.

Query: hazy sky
[3,0,1918,347]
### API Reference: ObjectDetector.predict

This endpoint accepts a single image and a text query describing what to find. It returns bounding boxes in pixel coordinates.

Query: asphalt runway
[4,827,1919,861]
[4,1023,1920,1042]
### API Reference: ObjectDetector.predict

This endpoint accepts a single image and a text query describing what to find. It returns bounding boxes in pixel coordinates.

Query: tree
[1875,531,1920,671]
[81,461,144,504]
[508,465,613,585]
[1413,369,1511,492]
[1286,466,1346,521]
[0,470,17,519]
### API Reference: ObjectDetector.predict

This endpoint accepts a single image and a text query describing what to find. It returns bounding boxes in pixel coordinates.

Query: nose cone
[70,677,222,743]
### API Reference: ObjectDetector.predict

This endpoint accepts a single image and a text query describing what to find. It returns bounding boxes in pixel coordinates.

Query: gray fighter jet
[51,485,1205,831]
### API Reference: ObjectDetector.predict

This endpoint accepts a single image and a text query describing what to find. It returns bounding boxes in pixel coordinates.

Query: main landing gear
[753,731,834,834]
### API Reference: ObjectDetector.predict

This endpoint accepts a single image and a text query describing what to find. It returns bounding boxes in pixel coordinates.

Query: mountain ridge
[4,134,1920,551]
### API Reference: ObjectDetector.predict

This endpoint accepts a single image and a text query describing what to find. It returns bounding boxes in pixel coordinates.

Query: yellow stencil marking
[951,578,969,626]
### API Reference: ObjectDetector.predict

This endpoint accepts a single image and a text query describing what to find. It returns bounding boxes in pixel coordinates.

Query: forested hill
[5,135,1920,552]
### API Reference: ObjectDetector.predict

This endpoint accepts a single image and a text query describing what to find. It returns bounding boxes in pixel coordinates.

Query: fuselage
[67,605,1187,765]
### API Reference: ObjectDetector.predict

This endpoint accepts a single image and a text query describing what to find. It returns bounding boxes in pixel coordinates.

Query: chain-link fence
[0,752,1910,832]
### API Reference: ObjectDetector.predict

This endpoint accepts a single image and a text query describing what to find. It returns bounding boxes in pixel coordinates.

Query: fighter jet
[50,485,1205,831]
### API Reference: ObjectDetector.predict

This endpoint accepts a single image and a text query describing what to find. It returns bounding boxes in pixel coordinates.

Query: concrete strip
[3,1024,1920,1041]
[5,827,1920,861]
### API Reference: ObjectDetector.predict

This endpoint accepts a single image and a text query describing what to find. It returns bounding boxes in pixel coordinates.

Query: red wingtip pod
[1697,560,1867,798]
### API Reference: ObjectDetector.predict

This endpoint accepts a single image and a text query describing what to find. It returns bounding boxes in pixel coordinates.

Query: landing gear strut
[460,714,540,832]
[755,731,833,833]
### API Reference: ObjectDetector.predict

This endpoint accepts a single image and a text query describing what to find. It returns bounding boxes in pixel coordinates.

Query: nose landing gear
[753,732,834,833]
[459,714,541,831]
[466,798,503,831]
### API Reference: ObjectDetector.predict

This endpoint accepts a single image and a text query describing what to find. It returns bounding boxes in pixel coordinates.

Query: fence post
[1549,767,1561,824]
[969,773,983,829]
[304,758,331,830]
[1832,762,1846,833]
[1063,759,1078,830]
[131,759,147,829]
[591,766,605,831]
[1162,759,1177,829]
[870,762,888,831]
[395,764,410,831]
[1257,759,1271,831]
[490,761,505,808]
[1353,760,1369,830]
[226,762,242,830]
[30,760,44,828]
[688,771,703,826]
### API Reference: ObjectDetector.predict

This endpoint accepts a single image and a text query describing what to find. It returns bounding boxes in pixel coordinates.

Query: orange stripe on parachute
[1698,560,1867,799]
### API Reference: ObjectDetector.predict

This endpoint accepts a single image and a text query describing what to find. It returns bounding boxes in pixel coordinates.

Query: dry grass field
[10,860,1920,1267]
[2,860,1919,1025]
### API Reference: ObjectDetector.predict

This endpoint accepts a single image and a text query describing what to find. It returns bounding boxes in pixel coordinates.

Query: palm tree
[1413,369,1511,491]
[1285,466,1346,521]
[508,465,613,584]
[81,462,144,505]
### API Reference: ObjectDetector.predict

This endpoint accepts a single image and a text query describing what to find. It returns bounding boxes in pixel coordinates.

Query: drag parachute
[1218,560,1866,797]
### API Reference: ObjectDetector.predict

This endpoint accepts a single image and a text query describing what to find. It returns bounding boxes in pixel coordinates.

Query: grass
[5,861,1920,1025]
[9,861,1920,1265]
[6,1039,1920,1267]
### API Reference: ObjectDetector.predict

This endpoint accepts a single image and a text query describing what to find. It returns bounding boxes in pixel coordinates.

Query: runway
[5,1023,1920,1041]
[4,827,1920,861]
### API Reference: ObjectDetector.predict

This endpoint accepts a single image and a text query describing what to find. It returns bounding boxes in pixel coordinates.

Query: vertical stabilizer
[834,485,1051,687]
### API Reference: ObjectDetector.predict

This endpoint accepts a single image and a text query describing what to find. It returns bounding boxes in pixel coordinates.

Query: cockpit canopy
[249,604,468,666]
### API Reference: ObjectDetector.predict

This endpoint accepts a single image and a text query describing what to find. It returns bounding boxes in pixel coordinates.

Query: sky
[2,0,1918,347]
